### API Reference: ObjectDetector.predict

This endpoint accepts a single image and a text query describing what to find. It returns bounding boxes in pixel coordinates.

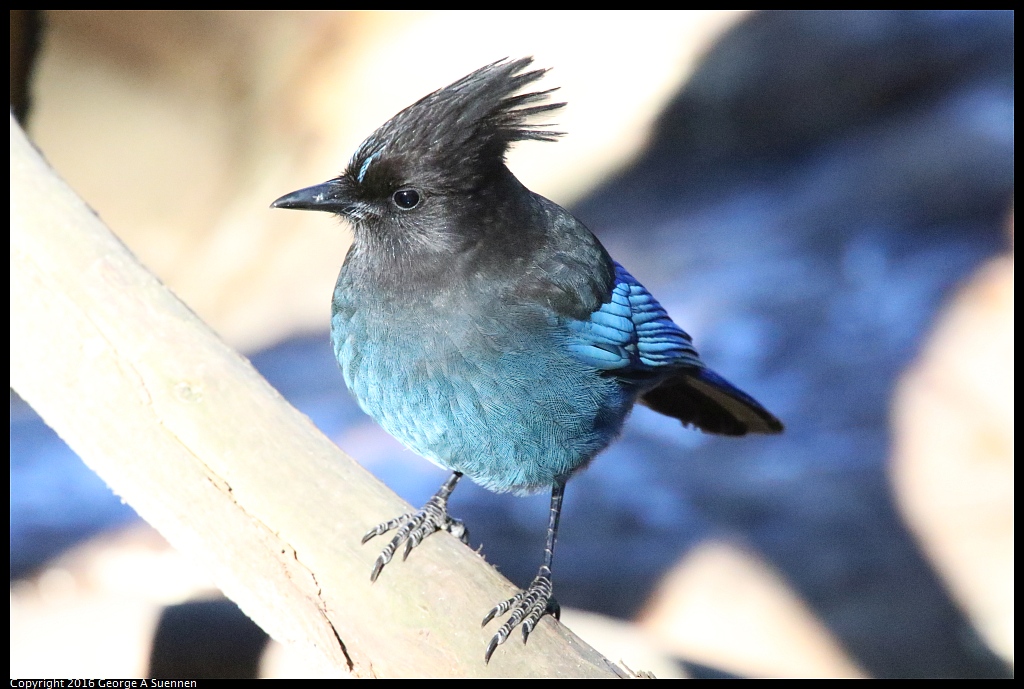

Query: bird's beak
[271,179,355,215]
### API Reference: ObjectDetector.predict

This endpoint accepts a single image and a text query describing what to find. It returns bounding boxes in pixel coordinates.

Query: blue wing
[565,262,701,375]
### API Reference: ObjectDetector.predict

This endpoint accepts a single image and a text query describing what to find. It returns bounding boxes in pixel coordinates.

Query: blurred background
[10,10,1013,678]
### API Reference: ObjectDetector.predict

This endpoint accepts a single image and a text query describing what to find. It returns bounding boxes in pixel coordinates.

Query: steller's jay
[272,58,783,662]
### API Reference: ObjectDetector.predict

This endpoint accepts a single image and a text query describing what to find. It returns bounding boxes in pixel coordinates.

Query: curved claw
[484,634,502,664]
[401,540,412,561]
[481,608,497,627]
[522,617,538,643]
[369,554,388,583]
[548,597,561,621]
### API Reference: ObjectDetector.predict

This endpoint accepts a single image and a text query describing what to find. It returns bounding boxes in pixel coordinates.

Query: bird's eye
[392,188,420,210]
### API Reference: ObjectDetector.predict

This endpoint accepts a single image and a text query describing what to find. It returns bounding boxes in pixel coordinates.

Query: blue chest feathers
[331,288,633,495]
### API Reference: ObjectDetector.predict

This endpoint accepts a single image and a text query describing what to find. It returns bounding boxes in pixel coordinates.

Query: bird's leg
[361,471,468,582]
[482,480,565,663]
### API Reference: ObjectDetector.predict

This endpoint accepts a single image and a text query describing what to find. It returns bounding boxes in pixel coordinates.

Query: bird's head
[272,57,565,255]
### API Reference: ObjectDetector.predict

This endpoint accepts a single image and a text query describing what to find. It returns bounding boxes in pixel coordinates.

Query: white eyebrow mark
[357,151,379,183]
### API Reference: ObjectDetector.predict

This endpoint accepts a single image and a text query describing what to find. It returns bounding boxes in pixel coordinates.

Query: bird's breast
[330,283,633,494]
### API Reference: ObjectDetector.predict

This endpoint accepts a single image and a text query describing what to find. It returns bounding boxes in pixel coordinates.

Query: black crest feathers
[346,58,565,192]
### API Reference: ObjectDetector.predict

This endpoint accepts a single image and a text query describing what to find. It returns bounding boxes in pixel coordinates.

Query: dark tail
[640,368,783,436]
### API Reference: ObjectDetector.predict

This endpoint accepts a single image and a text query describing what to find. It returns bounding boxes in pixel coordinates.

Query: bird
[272,57,783,663]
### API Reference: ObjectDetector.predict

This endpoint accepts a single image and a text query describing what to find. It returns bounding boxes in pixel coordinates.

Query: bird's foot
[361,491,468,582]
[481,569,560,663]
